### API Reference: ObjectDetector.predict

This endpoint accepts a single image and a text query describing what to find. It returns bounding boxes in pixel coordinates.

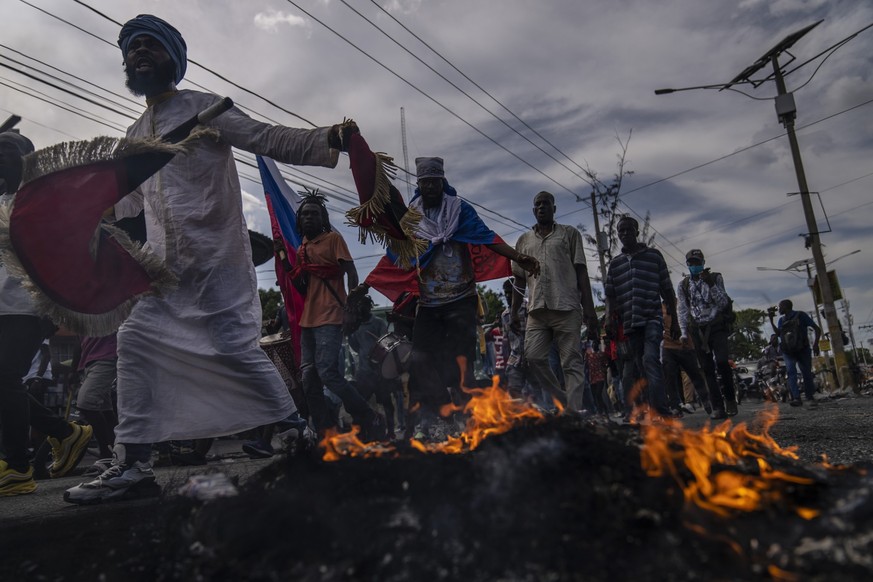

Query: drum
[369,332,412,380]
[259,333,308,416]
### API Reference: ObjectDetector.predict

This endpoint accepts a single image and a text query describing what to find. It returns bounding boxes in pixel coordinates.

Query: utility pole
[770,57,854,393]
[841,298,863,366]
[859,324,873,368]
[802,262,835,392]
[590,191,608,282]
[400,107,411,201]
[654,21,864,392]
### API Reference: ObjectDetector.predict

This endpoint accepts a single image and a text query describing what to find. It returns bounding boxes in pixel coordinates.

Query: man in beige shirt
[511,191,598,410]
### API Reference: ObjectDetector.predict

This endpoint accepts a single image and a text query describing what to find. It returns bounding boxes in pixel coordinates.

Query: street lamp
[656,20,857,392]
[757,249,861,393]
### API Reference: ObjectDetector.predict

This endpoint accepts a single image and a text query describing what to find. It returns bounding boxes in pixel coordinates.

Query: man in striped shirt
[604,216,680,418]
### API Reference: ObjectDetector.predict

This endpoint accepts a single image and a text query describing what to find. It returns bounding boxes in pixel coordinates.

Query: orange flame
[412,381,550,454]
[319,372,550,461]
[320,425,399,462]
[767,564,801,581]
[640,403,820,519]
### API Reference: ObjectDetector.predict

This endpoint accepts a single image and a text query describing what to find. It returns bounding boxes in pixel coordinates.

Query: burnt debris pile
[6,416,873,581]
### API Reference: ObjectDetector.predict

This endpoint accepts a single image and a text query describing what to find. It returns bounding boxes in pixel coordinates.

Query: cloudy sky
[2,0,872,349]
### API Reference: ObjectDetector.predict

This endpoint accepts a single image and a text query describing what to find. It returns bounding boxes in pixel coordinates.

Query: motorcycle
[757,357,789,403]
[733,366,757,404]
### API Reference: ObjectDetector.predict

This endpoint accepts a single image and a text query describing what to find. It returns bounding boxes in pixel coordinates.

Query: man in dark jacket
[604,216,680,419]
[768,299,821,407]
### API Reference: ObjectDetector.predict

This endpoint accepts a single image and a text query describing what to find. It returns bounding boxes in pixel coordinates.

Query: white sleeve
[677,280,690,336]
[211,105,339,169]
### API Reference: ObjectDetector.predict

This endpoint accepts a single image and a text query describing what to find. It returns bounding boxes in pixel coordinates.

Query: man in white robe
[66,14,347,504]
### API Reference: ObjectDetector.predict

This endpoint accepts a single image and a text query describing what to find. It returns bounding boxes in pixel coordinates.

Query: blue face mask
[688,265,704,276]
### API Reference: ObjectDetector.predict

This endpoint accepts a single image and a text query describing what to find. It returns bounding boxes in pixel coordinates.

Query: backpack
[779,313,806,355]
[681,270,736,333]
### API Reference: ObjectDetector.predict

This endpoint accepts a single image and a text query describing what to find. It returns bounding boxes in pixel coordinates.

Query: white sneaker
[64,461,158,505]
[83,458,114,477]
[680,403,695,414]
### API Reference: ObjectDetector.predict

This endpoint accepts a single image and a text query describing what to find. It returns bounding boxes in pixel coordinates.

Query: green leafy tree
[728,308,768,361]
[578,130,636,265]
[477,284,506,325]
[572,130,666,304]
[258,288,282,325]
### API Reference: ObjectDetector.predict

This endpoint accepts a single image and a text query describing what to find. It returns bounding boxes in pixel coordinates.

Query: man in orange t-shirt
[292,193,383,440]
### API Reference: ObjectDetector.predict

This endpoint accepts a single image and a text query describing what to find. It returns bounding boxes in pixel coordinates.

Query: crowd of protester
[0,13,839,505]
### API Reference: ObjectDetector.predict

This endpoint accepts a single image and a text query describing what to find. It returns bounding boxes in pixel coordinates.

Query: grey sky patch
[1,0,871,339]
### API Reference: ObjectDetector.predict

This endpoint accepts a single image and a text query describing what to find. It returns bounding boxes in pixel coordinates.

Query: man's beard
[0,148,23,195]
[125,59,176,97]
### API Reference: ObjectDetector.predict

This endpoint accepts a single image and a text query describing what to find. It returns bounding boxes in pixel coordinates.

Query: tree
[477,284,506,325]
[258,288,282,324]
[728,308,768,361]
[578,130,637,266]
[573,130,659,303]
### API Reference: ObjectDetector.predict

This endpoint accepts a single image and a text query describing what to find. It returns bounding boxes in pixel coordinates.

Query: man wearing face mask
[676,249,737,419]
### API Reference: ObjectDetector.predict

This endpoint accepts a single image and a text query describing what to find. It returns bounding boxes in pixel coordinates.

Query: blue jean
[624,320,668,412]
[301,325,374,432]
[782,349,816,400]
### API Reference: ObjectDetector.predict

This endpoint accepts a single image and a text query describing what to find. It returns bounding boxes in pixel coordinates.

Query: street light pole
[770,58,855,393]
[657,21,859,393]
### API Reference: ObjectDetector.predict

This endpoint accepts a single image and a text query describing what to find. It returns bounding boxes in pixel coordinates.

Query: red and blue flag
[257,155,305,363]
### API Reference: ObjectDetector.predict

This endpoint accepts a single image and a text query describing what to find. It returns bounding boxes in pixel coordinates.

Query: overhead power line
[0,77,126,132]
[24,0,533,240]
[618,97,873,203]
[0,61,137,120]
[340,0,596,191]
[71,0,319,127]
[708,198,873,259]
[365,0,600,189]
[283,0,586,201]
[0,42,143,112]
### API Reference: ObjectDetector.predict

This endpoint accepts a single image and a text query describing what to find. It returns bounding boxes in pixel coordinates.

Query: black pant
[353,369,399,436]
[690,324,735,409]
[662,346,711,408]
[408,296,478,415]
[0,315,68,469]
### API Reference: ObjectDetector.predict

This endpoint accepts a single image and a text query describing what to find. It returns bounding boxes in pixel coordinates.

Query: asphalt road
[1,437,274,525]
[2,392,871,527]
[680,390,873,465]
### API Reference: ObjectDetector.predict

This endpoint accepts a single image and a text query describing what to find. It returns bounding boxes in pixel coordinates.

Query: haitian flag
[364,188,512,302]
[341,128,510,301]
[256,155,305,364]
